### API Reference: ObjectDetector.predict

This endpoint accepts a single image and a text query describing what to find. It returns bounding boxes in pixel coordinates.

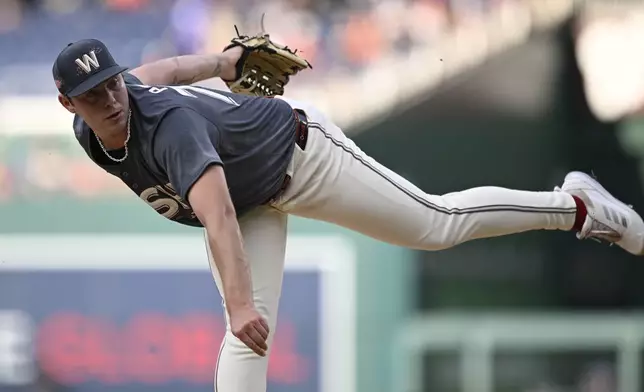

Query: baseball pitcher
[52,30,644,392]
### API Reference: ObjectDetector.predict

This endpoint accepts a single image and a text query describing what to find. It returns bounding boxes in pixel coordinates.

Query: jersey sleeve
[122,72,142,85]
[153,108,223,201]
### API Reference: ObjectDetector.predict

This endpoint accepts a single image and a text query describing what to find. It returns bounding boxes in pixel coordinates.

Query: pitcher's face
[58,74,129,135]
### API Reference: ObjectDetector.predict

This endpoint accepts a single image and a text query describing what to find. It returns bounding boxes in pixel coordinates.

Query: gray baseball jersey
[74,72,297,226]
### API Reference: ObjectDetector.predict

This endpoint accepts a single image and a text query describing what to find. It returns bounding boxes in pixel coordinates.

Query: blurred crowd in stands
[0,0,533,201]
[0,0,522,95]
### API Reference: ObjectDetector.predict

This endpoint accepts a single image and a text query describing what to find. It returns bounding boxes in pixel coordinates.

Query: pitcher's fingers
[241,334,266,357]
[255,319,269,340]
[248,327,268,351]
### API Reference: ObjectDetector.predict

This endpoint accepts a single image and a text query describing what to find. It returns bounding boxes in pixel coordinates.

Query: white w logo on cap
[75,51,100,74]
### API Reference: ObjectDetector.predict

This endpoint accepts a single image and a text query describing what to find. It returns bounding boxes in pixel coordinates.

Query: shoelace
[582,221,620,246]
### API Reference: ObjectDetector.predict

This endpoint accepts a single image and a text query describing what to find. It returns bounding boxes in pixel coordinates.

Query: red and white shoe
[555,171,644,255]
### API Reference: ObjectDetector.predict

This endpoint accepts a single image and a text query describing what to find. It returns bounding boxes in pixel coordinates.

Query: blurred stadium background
[1,0,644,391]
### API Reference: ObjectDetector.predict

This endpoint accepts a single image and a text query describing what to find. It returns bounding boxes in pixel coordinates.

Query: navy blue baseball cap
[53,38,128,97]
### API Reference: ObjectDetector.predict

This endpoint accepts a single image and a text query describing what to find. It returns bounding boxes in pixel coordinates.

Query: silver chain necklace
[94,109,132,163]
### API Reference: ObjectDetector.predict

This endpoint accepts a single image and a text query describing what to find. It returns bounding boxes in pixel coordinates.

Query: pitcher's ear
[58,94,76,114]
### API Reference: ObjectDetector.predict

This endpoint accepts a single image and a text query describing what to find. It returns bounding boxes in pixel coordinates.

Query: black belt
[264,109,309,205]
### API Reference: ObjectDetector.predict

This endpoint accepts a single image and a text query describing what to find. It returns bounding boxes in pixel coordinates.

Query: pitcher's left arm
[130,47,242,86]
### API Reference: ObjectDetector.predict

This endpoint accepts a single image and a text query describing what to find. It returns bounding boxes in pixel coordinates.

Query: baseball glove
[222,21,312,97]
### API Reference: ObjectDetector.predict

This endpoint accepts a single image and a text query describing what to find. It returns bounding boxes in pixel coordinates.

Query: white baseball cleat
[554,171,644,255]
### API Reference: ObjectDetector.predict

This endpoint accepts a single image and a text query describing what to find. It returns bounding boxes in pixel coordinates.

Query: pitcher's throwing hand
[230,306,270,357]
